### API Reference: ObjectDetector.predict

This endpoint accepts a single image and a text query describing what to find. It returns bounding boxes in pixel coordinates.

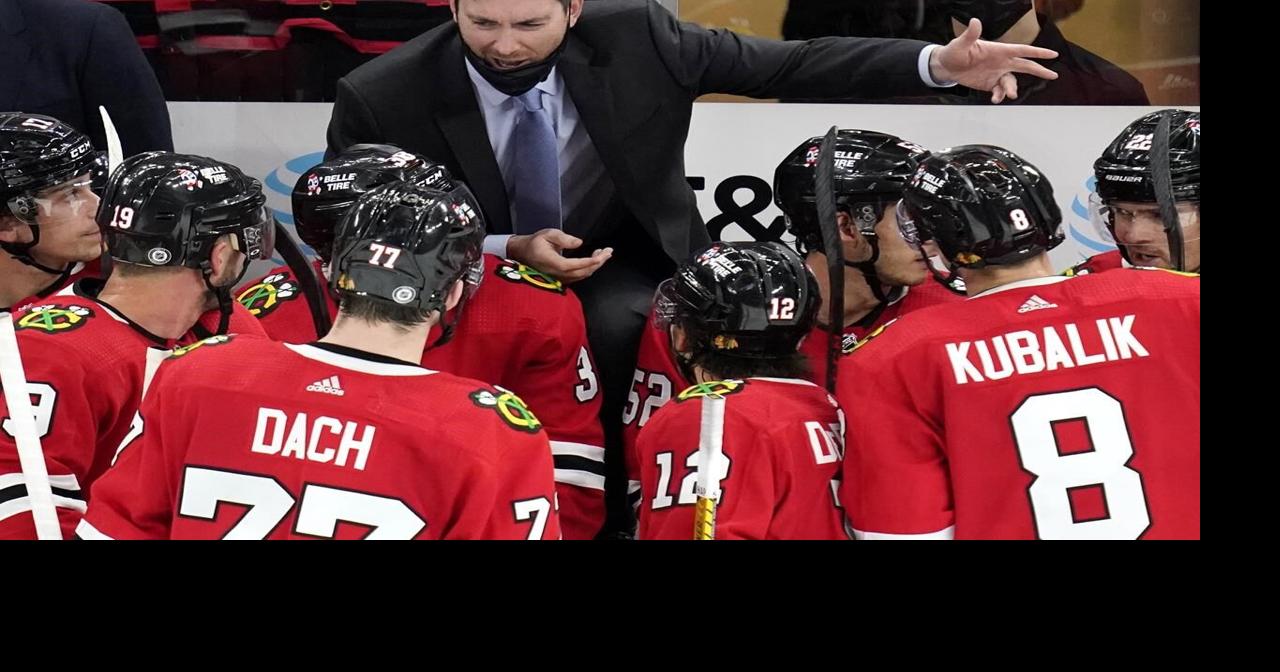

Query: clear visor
[19,172,101,222]
[232,205,277,261]
[652,278,680,332]
[895,199,924,249]
[460,256,485,301]
[1087,192,1119,245]
[1089,192,1200,246]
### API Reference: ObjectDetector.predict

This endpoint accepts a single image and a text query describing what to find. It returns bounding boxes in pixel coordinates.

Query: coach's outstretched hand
[930,18,1059,104]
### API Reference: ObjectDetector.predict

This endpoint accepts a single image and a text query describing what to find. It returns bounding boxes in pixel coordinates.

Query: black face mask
[464,32,569,97]
[948,0,1034,40]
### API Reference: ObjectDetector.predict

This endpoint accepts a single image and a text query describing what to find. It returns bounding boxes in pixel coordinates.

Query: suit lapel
[430,34,512,234]
[558,37,634,195]
[559,37,690,257]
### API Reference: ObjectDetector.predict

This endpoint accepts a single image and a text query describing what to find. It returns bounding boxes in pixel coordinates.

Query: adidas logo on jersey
[306,375,345,396]
[1017,295,1058,314]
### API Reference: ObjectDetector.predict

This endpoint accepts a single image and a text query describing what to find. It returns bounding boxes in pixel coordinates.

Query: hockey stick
[273,220,332,338]
[1149,114,1186,272]
[692,393,727,540]
[814,127,844,394]
[95,107,124,278]
[98,106,123,173]
[0,312,62,539]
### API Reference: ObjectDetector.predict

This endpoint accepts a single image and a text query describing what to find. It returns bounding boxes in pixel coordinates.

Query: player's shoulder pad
[469,385,544,434]
[12,303,96,335]
[1063,258,1095,277]
[1131,266,1200,279]
[494,259,565,294]
[847,318,900,355]
[167,334,236,360]
[675,379,747,402]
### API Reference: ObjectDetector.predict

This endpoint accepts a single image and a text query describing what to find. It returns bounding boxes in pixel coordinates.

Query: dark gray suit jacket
[327,0,934,264]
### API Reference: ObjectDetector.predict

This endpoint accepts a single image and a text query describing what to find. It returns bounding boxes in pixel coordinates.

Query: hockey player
[240,145,605,538]
[635,241,847,540]
[841,145,1200,540]
[1068,109,1200,276]
[78,180,560,540]
[1,113,107,312]
[0,152,271,538]
[622,130,959,512]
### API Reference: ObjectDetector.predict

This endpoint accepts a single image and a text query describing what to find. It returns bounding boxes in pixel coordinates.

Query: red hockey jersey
[636,377,848,540]
[838,269,1200,540]
[77,336,561,540]
[0,281,266,538]
[623,280,959,506]
[238,254,605,538]
[2,258,101,314]
[1064,249,1126,277]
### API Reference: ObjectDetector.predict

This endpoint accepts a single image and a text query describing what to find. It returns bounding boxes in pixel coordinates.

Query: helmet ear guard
[5,194,37,223]
[1,193,59,274]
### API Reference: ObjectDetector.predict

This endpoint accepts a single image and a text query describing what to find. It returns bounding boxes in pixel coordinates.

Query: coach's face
[453,0,583,70]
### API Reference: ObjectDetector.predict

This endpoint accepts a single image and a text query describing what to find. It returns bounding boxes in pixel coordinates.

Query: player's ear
[839,212,871,262]
[836,211,860,241]
[210,234,247,286]
[0,213,32,244]
[670,324,690,353]
[443,278,465,312]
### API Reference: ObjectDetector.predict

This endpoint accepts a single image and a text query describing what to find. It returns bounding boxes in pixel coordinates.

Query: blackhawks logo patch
[236,274,300,317]
[15,304,93,334]
[470,387,543,433]
[495,260,564,294]
[676,379,746,402]
[168,334,234,359]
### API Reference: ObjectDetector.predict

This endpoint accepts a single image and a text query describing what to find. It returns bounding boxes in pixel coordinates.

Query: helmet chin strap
[425,272,481,353]
[201,270,233,336]
[840,202,897,313]
[3,245,70,276]
[923,247,966,295]
[1,217,73,276]
[847,234,890,306]
[201,256,251,336]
